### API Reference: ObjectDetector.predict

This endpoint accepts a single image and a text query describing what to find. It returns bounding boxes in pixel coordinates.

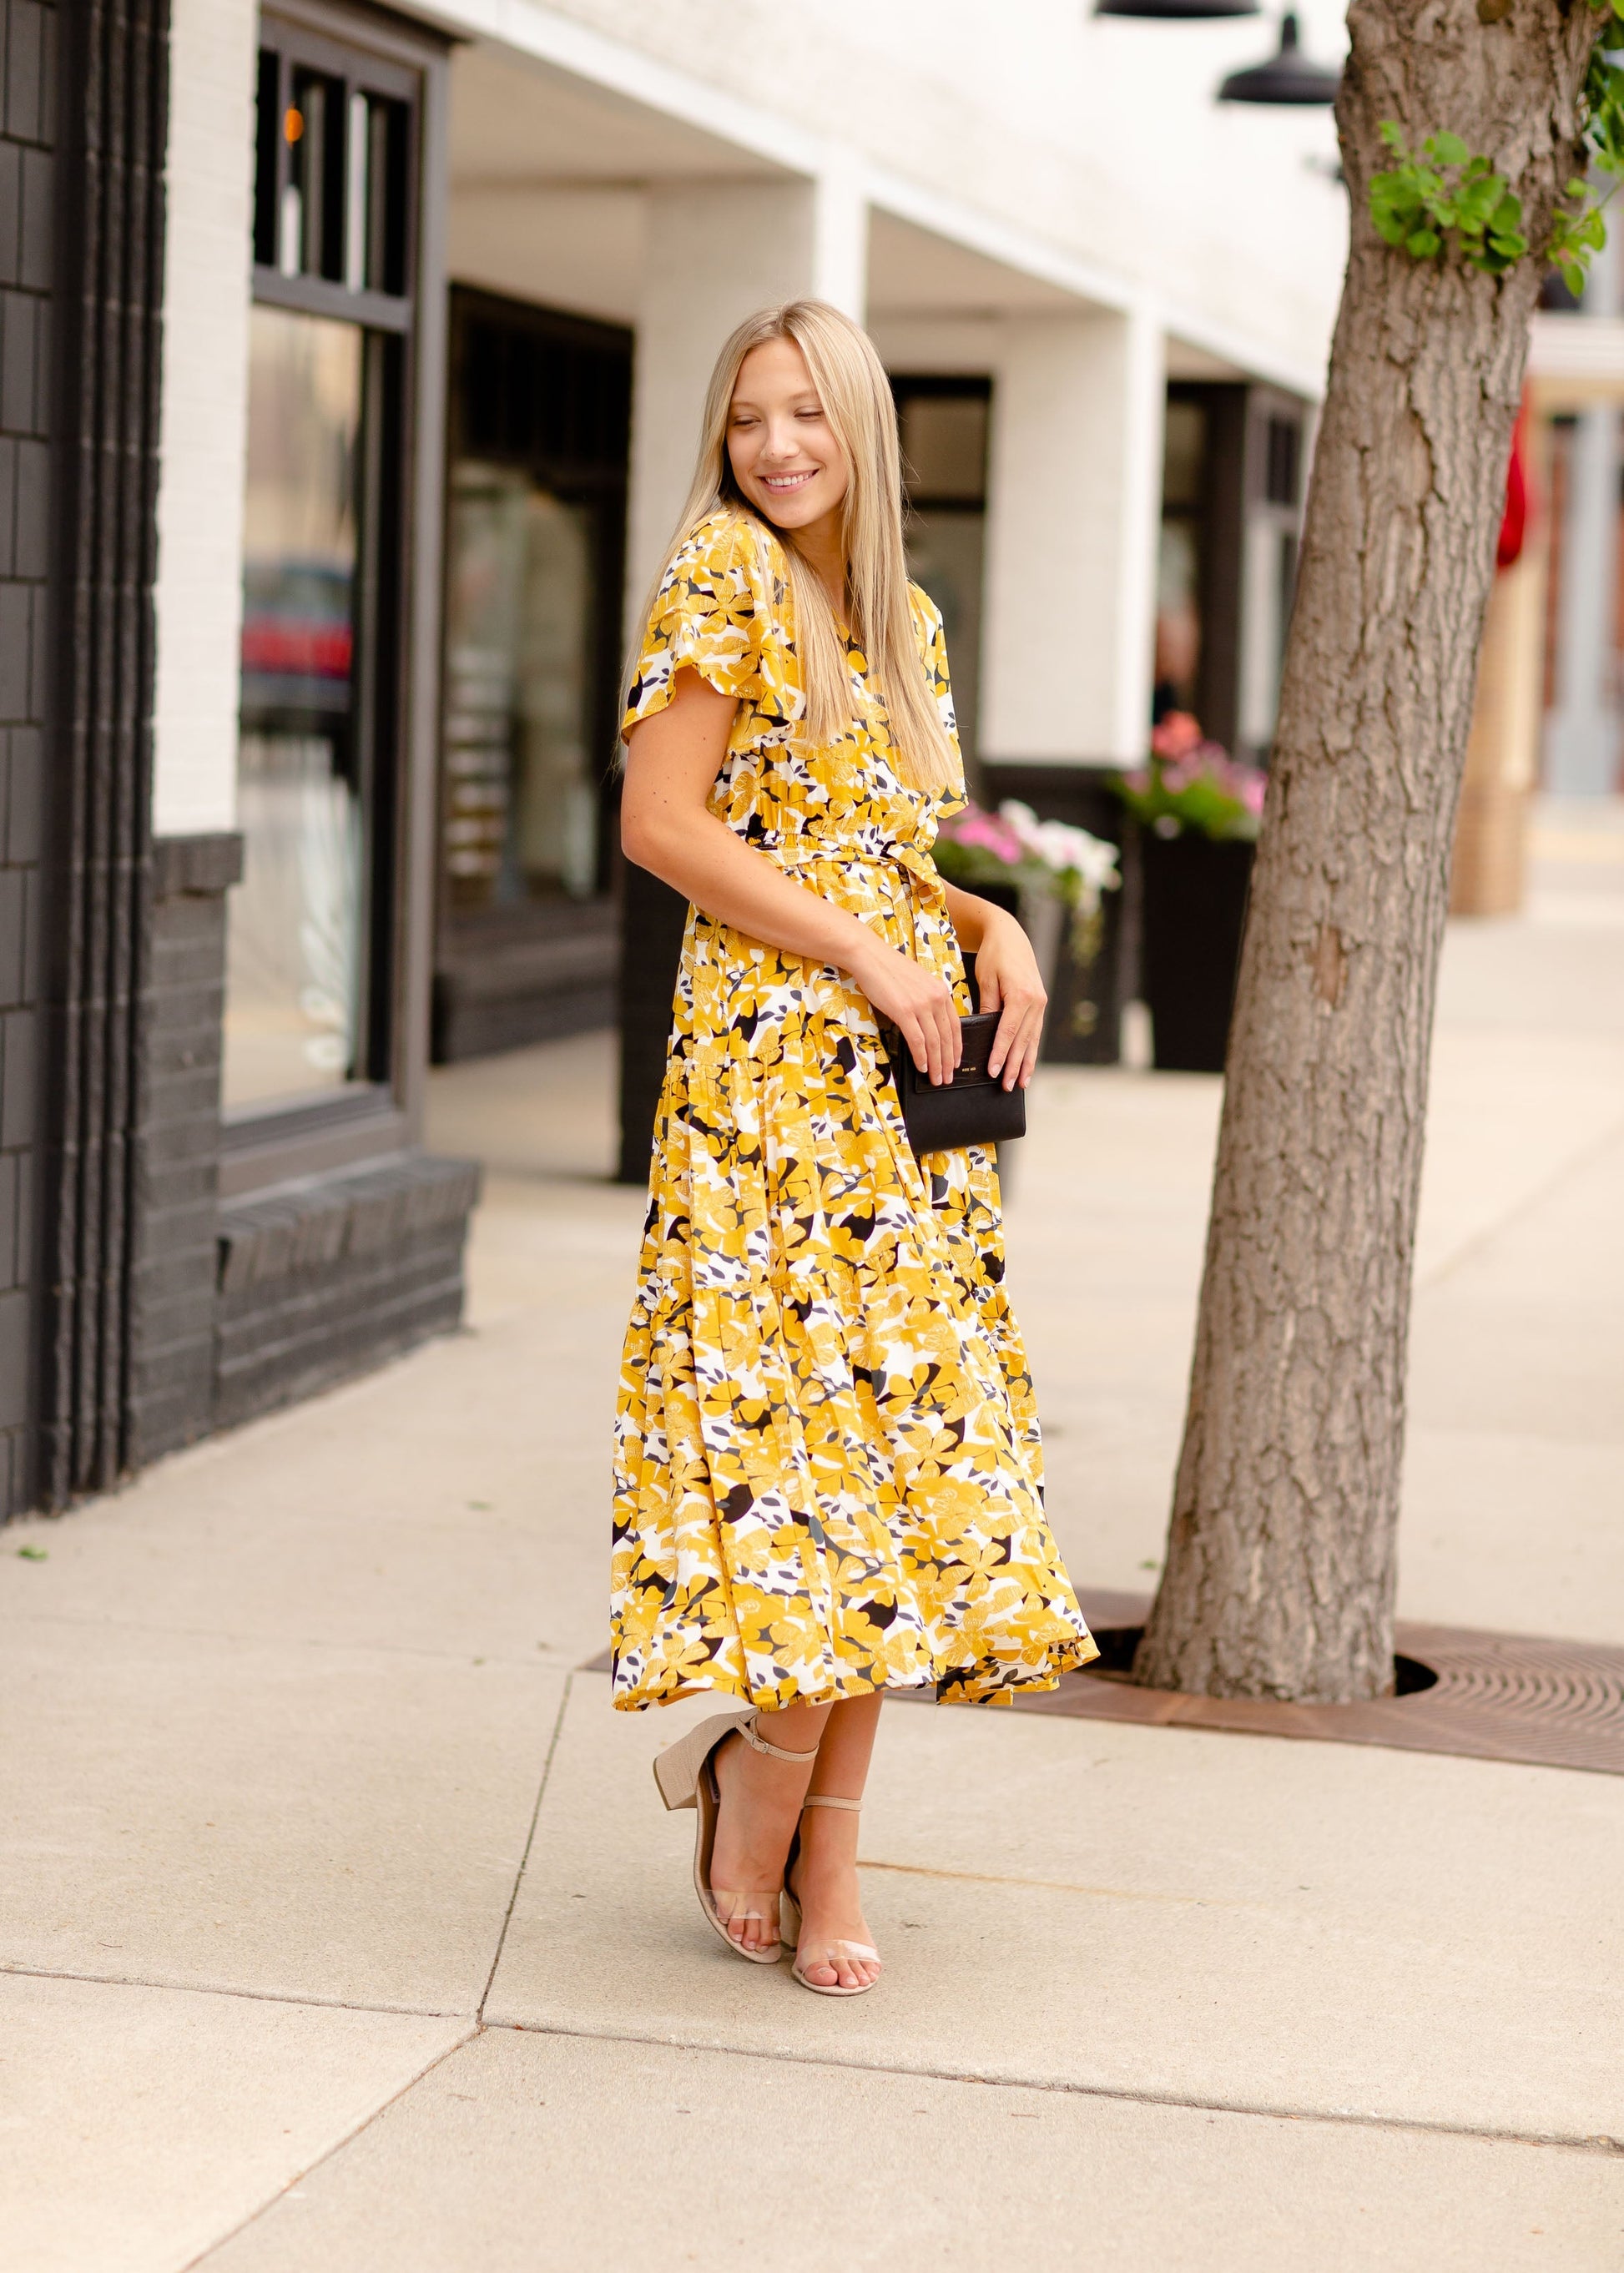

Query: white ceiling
[448,42,786,189]
[866,211,1082,320]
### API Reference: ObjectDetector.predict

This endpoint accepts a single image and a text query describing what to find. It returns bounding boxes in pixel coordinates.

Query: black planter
[1140,832,1255,1073]
[978,766,1130,1064]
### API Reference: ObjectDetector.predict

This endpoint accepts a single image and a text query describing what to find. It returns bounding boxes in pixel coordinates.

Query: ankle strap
[737,1715,820,1764]
[802,1792,861,1812]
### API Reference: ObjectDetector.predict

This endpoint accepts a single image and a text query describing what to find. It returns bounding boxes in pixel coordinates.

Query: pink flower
[945,804,1024,864]
[1151,711,1204,761]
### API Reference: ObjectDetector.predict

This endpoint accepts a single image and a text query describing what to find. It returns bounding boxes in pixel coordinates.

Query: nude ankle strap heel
[652,1711,820,1966]
[736,1717,823,1765]
[781,1796,881,1998]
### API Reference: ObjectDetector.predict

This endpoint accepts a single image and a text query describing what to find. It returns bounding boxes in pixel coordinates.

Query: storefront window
[895,379,990,771]
[1156,396,1208,722]
[225,307,368,1113]
[225,16,418,1125]
[442,464,598,910]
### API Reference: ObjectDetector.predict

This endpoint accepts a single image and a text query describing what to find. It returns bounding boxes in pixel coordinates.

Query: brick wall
[0,0,54,1514]
[128,834,240,1464]
[129,837,482,1460]
[215,1153,480,1431]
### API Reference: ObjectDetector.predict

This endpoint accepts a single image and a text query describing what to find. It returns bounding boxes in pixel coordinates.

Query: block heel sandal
[653,1711,820,1964]
[780,1794,882,1997]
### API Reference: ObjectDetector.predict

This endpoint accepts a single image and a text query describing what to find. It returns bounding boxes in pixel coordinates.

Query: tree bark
[1132,0,1599,1703]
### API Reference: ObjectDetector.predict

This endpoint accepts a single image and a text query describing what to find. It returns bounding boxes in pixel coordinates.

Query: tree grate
[993,1590,1624,1777]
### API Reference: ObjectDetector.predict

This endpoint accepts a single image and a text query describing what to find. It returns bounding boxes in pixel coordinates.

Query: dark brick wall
[215,1152,480,1431]
[128,834,240,1464]
[433,900,618,1063]
[128,834,480,1459]
[0,0,55,1514]
[40,0,169,1506]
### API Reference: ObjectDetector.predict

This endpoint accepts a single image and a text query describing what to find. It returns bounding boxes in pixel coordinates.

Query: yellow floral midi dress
[611,508,1095,1712]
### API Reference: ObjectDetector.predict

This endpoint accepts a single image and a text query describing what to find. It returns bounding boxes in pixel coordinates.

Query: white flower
[997,800,1120,914]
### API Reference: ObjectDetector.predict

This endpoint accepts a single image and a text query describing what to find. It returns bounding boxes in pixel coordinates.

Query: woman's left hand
[973,908,1048,1091]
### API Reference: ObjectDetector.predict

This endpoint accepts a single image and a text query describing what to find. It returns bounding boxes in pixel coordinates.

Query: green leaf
[1431,129,1470,166]
[1407,226,1442,258]
[1490,232,1529,260]
[1561,257,1586,295]
[1490,194,1523,234]
[1379,118,1405,148]
[15,1545,47,1560]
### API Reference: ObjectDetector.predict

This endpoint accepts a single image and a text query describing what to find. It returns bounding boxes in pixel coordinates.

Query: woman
[614,300,1095,1998]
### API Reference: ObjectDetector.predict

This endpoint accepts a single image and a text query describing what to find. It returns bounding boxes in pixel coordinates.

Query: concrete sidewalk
[3,803,1621,2270]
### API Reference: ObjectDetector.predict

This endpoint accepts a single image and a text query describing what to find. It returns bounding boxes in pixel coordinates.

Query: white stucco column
[151,0,257,836]
[625,170,870,607]
[981,303,1165,765]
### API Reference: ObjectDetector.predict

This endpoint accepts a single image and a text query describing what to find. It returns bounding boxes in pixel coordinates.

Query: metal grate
[1000,1591,1624,1777]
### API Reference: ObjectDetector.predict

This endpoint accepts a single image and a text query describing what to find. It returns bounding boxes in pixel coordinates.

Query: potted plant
[931,799,1119,1017]
[1114,714,1266,1074]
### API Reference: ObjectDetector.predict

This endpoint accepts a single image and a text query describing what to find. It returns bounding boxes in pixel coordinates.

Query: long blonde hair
[630,300,959,795]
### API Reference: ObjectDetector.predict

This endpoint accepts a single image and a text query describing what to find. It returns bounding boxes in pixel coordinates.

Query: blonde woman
[614,300,1095,1997]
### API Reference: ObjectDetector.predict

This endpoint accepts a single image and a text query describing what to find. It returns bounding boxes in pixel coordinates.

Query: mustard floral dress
[611,508,1095,1712]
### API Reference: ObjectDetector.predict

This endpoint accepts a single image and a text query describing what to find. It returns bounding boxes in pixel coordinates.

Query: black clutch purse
[885,1010,1026,1156]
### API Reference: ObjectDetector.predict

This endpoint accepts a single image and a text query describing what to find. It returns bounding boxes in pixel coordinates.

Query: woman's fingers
[993,993,1045,1088]
[1010,1009,1036,1086]
[989,1005,1021,1083]
[931,983,957,1085]
[873,954,961,1088]
[940,983,961,1080]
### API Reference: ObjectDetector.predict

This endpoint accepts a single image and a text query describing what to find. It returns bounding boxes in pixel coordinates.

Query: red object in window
[1497,406,1529,570]
[240,618,354,678]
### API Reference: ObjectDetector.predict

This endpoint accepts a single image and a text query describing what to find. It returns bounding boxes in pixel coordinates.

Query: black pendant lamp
[1218,12,1339,103]
[1097,2,1258,15]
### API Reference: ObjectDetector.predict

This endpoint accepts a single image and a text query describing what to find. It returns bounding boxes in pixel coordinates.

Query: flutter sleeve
[623,513,783,736]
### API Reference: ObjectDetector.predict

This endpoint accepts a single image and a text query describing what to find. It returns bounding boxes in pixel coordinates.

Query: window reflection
[224,305,367,1113]
[1156,397,1207,722]
[442,462,598,910]
[896,384,990,770]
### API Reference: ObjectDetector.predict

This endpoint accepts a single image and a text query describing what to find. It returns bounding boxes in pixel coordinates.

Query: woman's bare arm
[940,879,1048,1092]
[621,668,961,1084]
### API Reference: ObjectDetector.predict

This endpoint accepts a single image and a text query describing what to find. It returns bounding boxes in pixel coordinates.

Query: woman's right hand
[850,937,961,1087]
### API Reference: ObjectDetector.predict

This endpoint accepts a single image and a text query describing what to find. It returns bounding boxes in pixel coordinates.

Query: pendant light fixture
[1218,12,1340,103]
[1096,2,1258,16]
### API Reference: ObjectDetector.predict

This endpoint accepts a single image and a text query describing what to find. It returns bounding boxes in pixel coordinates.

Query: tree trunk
[1132,0,1598,1703]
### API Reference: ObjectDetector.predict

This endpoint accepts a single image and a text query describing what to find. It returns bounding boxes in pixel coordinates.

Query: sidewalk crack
[497,2017,1624,2160]
[477,1670,572,2021]
[180,2026,480,2270]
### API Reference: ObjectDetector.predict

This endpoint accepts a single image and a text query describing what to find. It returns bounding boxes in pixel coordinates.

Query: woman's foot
[707,1722,818,1957]
[789,1798,881,1992]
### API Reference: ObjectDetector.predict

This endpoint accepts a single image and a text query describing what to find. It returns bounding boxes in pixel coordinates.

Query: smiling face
[726,336,850,542]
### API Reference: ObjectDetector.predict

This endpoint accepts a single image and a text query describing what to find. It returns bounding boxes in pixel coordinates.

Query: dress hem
[608,1630,1100,1716]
